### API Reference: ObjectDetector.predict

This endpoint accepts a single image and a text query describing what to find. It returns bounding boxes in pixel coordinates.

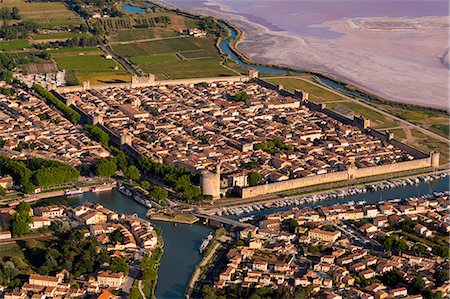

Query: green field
[179,50,213,60]
[47,47,99,54]
[75,72,131,85]
[264,77,345,102]
[130,54,178,65]
[112,37,219,57]
[111,35,234,79]
[55,55,123,72]
[325,101,399,129]
[0,39,31,51]
[33,32,88,40]
[112,28,156,42]
[138,57,236,80]
[430,124,449,138]
[1,0,82,28]
[371,103,450,138]
[54,54,130,84]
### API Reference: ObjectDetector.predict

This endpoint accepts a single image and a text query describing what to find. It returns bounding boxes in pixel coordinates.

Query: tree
[248,172,262,186]
[124,165,140,181]
[129,288,141,299]
[140,180,151,190]
[2,261,17,284]
[0,186,6,196]
[232,91,250,102]
[149,186,168,202]
[83,125,109,147]
[10,202,32,236]
[109,257,129,275]
[434,269,450,286]
[95,159,117,177]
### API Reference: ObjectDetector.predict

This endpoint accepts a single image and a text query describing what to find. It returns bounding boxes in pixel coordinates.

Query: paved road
[268,76,450,145]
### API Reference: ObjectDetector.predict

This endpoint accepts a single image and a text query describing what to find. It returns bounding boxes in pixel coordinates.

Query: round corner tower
[200,164,221,199]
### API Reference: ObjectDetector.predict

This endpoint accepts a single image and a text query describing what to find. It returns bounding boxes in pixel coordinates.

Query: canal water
[45,191,212,299]
[44,176,449,298]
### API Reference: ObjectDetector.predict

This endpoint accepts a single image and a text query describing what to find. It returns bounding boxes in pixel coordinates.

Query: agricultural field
[130,54,178,65]
[0,0,82,28]
[111,28,156,42]
[111,36,236,79]
[54,53,130,85]
[112,37,214,56]
[138,57,236,79]
[55,55,122,72]
[0,39,31,51]
[46,47,99,54]
[32,32,88,41]
[178,50,213,59]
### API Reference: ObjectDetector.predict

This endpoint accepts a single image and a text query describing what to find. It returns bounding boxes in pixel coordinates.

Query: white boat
[134,194,152,208]
[64,188,84,196]
[199,233,213,253]
[118,186,132,197]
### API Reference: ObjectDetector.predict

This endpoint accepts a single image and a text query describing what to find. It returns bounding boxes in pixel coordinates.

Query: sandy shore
[160,0,449,109]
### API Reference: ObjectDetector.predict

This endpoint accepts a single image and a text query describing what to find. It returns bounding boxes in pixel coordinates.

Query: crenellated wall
[240,156,435,198]
[240,171,349,198]
[55,75,250,93]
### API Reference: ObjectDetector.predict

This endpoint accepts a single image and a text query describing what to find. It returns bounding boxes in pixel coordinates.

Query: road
[0,233,54,247]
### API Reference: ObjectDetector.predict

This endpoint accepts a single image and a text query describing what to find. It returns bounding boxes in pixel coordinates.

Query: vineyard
[90,16,171,31]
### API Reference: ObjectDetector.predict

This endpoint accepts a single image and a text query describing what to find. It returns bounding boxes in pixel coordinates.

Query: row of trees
[202,285,313,299]
[32,84,81,124]
[140,181,168,203]
[0,155,80,192]
[84,125,109,147]
[34,35,105,50]
[0,21,39,40]
[141,247,162,298]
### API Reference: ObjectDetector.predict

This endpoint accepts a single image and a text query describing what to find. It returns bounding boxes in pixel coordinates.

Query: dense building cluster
[0,203,158,298]
[213,192,450,298]
[0,81,109,166]
[64,81,413,192]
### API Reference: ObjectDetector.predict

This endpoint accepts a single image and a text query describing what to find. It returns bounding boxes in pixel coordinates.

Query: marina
[218,173,449,218]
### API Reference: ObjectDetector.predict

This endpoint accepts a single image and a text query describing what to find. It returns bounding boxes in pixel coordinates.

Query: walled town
[61,79,430,199]
[207,191,450,299]
[0,201,160,298]
[0,80,109,167]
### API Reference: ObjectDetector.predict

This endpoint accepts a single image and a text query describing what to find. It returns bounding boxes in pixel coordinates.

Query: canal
[45,176,448,298]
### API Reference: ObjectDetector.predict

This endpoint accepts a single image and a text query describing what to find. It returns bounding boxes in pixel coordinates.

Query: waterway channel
[44,176,449,298]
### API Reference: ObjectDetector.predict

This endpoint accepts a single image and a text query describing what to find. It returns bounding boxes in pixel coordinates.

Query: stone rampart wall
[240,157,432,198]
[55,76,249,93]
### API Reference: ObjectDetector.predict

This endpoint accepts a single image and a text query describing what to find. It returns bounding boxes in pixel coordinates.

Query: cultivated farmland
[1,0,82,28]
